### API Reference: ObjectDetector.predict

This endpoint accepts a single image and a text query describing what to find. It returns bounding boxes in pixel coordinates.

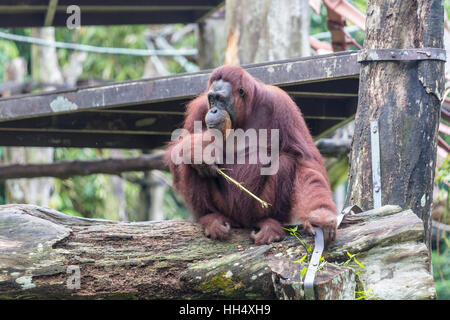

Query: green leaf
[353,258,365,269]
[293,254,308,265]
[301,267,307,277]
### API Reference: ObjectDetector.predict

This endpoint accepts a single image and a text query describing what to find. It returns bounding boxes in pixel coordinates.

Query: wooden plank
[282,77,360,94]
[0,0,224,26]
[0,6,215,13]
[0,111,184,133]
[195,0,225,23]
[0,0,220,6]
[0,131,169,149]
[287,91,358,98]
[0,12,202,27]
[0,1,220,13]
[313,115,355,141]
[0,51,360,123]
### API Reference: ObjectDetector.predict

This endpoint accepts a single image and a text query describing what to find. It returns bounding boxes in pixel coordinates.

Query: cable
[0,30,198,57]
[312,25,360,40]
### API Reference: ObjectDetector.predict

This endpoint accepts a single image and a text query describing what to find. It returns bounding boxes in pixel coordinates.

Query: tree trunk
[346,0,445,250]
[0,204,434,299]
[106,149,128,222]
[224,0,310,65]
[196,10,226,69]
[147,171,168,221]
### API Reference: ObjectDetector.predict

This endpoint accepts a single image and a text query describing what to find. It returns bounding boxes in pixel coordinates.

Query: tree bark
[224,0,310,65]
[346,0,445,250]
[196,10,226,69]
[0,204,435,299]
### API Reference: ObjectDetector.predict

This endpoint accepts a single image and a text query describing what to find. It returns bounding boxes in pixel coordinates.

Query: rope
[0,30,198,57]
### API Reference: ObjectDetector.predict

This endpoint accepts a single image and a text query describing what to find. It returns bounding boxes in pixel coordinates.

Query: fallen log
[0,204,435,300]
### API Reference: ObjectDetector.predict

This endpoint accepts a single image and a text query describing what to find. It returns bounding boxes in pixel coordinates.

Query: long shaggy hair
[165,65,335,231]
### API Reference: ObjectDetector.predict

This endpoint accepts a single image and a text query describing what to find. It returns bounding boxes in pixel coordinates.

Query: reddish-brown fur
[165,65,337,244]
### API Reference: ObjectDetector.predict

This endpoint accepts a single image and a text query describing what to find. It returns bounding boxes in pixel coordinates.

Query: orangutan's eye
[239,88,245,97]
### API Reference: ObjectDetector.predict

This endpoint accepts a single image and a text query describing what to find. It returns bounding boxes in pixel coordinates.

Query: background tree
[224,0,311,65]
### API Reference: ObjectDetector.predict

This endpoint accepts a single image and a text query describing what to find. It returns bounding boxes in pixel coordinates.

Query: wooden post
[346,0,445,250]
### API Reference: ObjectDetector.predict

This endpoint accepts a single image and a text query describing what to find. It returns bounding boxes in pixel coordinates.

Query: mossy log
[0,204,435,300]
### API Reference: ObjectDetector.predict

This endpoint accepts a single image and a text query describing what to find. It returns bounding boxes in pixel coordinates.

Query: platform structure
[0,51,359,149]
[0,0,224,27]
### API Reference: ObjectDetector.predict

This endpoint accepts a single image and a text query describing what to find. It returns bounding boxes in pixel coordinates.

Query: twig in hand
[216,168,271,209]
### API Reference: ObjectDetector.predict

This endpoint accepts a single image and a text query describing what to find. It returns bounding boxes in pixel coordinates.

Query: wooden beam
[286,91,358,98]
[313,114,355,141]
[0,5,217,13]
[195,1,225,23]
[0,52,360,123]
[304,116,348,120]
[0,127,172,135]
[84,110,185,115]
[0,131,169,149]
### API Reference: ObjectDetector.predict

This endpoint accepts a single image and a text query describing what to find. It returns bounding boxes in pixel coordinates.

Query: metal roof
[0,51,360,149]
[0,0,224,27]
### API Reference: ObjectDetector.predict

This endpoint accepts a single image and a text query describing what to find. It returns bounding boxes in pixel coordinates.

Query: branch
[0,139,349,180]
[0,152,167,180]
[315,138,351,157]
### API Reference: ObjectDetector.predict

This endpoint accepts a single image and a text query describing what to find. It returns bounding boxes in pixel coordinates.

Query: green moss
[197,272,245,298]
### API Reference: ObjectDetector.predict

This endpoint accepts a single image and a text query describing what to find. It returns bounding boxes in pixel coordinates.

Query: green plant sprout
[283,226,311,253]
[341,251,365,269]
[282,228,378,299]
[338,251,381,300]
[283,226,327,278]
[293,253,309,277]
[354,288,380,300]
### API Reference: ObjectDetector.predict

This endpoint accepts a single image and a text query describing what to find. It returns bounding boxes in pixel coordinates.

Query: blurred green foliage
[434,155,450,299]
[51,148,108,218]
[0,39,19,80]
[54,24,195,81]
[432,242,450,300]
[0,147,4,205]
[310,0,366,50]
[56,25,148,81]
[0,24,195,219]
